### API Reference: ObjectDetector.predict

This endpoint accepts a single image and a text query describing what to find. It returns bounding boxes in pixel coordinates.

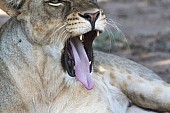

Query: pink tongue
[70,38,94,90]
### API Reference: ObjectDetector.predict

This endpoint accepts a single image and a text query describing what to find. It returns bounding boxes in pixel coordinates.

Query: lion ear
[0,0,24,17]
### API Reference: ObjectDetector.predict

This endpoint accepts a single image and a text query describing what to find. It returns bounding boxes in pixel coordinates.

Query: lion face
[17,0,106,43]
[16,0,106,90]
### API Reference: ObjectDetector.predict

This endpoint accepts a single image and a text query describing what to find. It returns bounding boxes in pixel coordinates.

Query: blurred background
[0,0,170,82]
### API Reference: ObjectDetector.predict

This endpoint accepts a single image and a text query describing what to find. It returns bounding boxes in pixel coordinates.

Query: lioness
[0,0,170,113]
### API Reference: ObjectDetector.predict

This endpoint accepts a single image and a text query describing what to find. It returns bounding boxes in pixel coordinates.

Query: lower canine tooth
[97,31,100,37]
[80,35,83,41]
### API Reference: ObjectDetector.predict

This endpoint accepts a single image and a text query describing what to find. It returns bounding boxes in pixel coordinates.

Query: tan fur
[0,0,19,16]
[0,0,170,113]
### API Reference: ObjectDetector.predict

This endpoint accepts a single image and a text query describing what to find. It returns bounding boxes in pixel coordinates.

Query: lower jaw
[61,30,101,89]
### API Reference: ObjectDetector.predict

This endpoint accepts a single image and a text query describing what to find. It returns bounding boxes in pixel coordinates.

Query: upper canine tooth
[97,31,100,37]
[80,35,83,41]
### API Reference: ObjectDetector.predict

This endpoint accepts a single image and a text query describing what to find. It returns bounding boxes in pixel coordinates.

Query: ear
[0,0,24,17]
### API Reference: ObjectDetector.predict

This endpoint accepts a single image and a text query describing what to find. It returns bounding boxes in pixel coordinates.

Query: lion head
[1,0,106,90]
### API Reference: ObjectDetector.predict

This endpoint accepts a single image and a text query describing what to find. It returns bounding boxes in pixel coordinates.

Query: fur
[0,0,170,113]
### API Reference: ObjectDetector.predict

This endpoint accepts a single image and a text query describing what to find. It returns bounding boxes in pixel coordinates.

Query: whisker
[55,28,66,43]
[62,33,70,44]
[107,18,122,26]
[106,19,131,51]
[60,30,69,43]
[106,25,116,43]
[106,21,120,33]
[49,23,64,38]
[105,26,116,52]
[50,24,67,44]
[53,24,66,37]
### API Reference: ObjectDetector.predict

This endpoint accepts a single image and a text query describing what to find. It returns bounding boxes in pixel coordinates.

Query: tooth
[80,35,83,41]
[97,31,100,37]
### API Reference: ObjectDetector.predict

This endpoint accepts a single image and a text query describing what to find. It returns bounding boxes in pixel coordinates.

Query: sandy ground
[0,0,170,82]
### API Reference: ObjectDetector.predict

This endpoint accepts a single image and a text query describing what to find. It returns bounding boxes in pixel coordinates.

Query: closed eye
[45,0,64,6]
[48,2,63,6]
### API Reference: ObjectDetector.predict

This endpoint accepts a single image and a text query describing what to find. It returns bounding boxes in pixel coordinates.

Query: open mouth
[61,30,100,90]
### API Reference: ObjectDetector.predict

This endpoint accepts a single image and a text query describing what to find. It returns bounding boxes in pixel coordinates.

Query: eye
[50,0,62,3]
[45,0,64,6]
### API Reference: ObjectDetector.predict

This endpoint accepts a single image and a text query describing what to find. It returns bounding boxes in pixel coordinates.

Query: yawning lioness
[0,0,170,113]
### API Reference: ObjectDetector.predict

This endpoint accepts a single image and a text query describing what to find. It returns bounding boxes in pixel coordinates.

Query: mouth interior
[62,30,100,90]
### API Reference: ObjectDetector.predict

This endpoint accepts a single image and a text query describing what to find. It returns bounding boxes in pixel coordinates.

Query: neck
[0,18,72,102]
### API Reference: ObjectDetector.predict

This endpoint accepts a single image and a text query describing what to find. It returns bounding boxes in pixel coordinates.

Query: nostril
[78,11,100,23]
[78,11,100,30]
[83,14,92,22]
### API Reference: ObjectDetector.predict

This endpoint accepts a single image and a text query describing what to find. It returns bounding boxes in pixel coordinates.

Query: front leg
[0,60,27,113]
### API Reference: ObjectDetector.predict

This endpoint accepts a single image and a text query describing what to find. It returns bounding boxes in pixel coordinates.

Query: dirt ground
[0,0,170,82]
[98,0,170,82]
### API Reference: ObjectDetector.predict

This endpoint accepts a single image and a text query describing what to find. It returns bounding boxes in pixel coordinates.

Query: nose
[79,11,100,30]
